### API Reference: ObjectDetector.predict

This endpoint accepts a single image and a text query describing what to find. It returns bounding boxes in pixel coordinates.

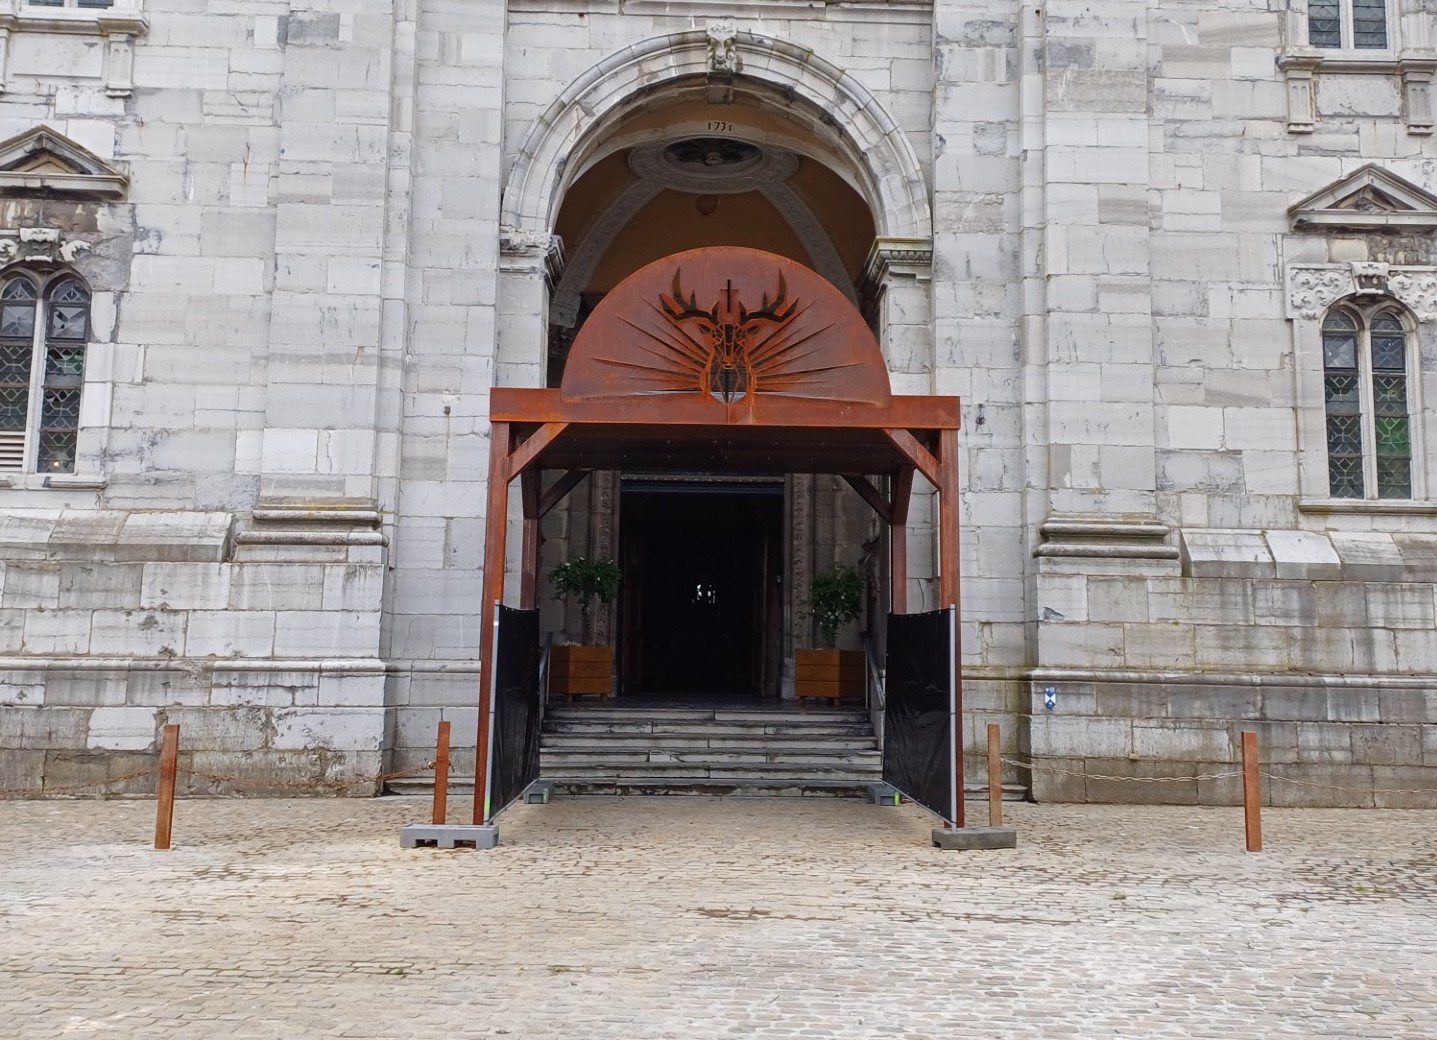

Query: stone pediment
[0,126,127,199]
[1289,165,1437,231]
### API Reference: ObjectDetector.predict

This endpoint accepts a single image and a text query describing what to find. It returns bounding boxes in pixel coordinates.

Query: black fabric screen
[489,605,542,818]
[882,609,954,822]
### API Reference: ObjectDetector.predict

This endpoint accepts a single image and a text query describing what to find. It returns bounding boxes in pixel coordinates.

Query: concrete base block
[932,826,1017,851]
[400,823,499,850]
[526,780,555,804]
[868,783,900,806]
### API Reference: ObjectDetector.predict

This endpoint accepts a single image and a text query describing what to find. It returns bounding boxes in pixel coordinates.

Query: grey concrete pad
[867,783,901,806]
[932,825,1018,850]
[399,822,499,850]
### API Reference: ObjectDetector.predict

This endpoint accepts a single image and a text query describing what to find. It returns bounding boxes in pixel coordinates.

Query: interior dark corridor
[618,479,784,698]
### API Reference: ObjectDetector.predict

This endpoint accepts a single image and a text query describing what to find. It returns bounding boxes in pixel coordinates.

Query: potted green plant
[795,563,865,703]
[548,555,621,701]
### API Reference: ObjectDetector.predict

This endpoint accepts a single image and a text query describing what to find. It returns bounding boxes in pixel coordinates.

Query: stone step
[544,707,870,724]
[545,763,884,782]
[544,720,876,738]
[542,749,880,767]
[386,775,1031,800]
[540,735,878,751]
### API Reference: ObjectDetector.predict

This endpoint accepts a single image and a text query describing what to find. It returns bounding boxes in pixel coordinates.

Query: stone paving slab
[1,796,1434,1038]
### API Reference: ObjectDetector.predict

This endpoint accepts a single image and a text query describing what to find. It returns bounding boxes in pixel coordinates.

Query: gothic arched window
[1322,303,1413,499]
[0,271,90,473]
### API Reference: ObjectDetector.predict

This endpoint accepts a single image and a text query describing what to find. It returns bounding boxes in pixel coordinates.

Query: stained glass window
[0,272,89,474]
[1310,0,1389,48]
[1323,306,1414,500]
[1323,313,1364,498]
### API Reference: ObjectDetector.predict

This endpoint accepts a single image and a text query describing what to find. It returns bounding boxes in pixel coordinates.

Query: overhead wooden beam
[883,428,941,488]
[538,469,591,518]
[507,421,568,478]
[840,474,891,524]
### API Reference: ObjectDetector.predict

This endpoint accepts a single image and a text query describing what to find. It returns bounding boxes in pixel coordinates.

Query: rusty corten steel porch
[472,247,964,825]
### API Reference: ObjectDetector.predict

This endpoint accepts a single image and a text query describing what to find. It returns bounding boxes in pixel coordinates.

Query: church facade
[1,0,1435,805]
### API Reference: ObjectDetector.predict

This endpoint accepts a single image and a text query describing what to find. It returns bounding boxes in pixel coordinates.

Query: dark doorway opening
[619,479,784,698]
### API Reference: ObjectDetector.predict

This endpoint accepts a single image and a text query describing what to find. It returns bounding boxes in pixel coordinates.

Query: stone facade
[0,0,1434,804]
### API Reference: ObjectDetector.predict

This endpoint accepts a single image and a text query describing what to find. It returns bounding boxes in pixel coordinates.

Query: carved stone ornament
[1350,261,1390,295]
[706,22,740,75]
[1288,263,1437,320]
[499,225,560,257]
[0,226,92,266]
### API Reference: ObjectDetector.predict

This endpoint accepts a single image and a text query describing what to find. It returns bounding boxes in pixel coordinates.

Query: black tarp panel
[882,609,954,822]
[487,605,542,820]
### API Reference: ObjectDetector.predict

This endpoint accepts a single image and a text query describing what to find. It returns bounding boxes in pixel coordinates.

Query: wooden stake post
[987,723,1002,827]
[153,724,179,851]
[1241,730,1262,852]
[432,720,451,826]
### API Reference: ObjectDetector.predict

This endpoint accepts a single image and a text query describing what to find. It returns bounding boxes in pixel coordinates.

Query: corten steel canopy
[473,247,965,825]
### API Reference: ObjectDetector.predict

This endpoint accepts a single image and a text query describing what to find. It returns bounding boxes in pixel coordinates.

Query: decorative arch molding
[500,29,932,247]
[549,142,858,326]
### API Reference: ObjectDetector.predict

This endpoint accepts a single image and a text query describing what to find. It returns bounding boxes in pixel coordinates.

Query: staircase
[540,704,882,797]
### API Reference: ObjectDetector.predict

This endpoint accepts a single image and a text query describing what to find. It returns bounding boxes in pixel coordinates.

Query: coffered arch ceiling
[550,94,876,330]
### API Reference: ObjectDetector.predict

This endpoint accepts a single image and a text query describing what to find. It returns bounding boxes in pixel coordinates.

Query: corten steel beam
[490,387,959,431]
[537,469,591,517]
[473,422,511,826]
[890,466,914,615]
[841,474,892,524]
[938,426,964,829]
[508,421,569,478]
[882,428,941,488]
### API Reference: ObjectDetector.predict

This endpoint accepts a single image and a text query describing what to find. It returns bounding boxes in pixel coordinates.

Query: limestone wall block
[0,705,88,749]
[1030,714,1132,758]
[272,612,381,658]
[184,611,277,658]
[139,563,231,611]
[86,705,158,751]
[3,566,61,610]
[1329,533,1407,582]
[89,610,185,657]
[21,610,92,656]
[272,706,385,752]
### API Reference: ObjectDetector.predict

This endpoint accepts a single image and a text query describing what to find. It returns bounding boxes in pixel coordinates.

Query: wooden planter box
[549,645,614,701]
[794,648,865,704]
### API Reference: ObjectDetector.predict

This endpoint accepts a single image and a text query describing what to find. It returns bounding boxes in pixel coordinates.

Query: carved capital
[499,225,565,280]
[861,236,934,291]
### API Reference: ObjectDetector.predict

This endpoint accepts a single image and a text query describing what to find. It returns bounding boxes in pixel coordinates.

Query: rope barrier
[0,768,157,798]
[1260,771,1436,798]
[0,762,435,798]
[1000,755,1434,799]
[1001,756,1242,784]
[176,760,436,792]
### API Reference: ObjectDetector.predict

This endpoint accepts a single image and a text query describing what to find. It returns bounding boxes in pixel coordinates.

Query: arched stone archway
[499,29,932,245]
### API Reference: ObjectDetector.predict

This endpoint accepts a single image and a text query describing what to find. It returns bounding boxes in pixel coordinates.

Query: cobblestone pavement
[1,796,1435,1039]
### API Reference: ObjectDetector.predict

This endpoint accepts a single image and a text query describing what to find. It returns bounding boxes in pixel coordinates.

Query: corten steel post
[153,723,179,851]
[987,723,1002,827]
[889,467,913,615]
[938,426,964,828]
[473,422,511,826]
[432,720,451,826]
[1242,730,1262,852]
[519,468,540,610]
